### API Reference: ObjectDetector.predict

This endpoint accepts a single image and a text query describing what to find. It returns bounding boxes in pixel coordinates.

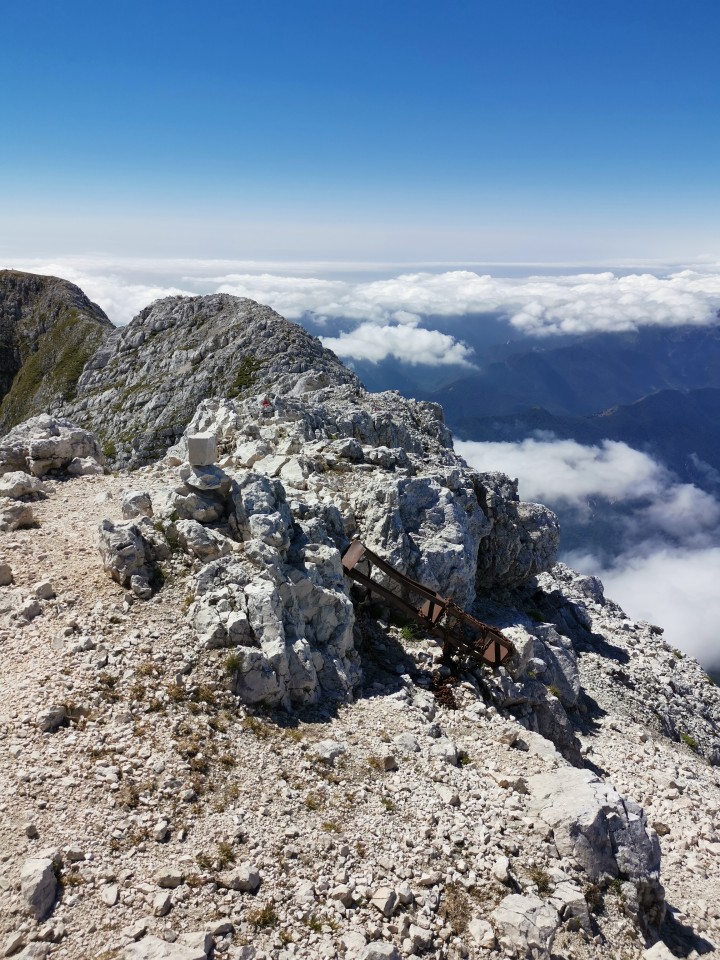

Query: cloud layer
[8,257,720,367]
[457,436,720,667]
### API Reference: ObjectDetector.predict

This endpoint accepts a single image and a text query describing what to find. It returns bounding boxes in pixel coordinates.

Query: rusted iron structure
[341,540,514,669]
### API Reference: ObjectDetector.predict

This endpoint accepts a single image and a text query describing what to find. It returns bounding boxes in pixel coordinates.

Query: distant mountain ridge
[452,388,720,493]
[425,323,720,420]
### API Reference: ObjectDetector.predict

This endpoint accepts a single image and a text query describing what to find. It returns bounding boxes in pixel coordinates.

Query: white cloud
[457,435,720,668]
[455,437,673,508]
[321,322,475,367]
[8,256,720,336]
[574,547,720,666]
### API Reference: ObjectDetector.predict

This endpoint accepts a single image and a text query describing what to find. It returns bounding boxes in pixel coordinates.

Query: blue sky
[2,0,720,260]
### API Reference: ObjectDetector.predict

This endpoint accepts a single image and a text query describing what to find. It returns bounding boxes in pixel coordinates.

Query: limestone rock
[491,893,558,959]
[191,542,359,708]
[475,472,560,591]
[20,857,58,920]
[122,934,210,960]
[0,415,103,477]
[218,863,261,892]
[0,497,34,531]
[66,456,104,476]
[36,705,67,732]
[175,519,232,562]
[359,944,400,960]
[122,490,154,519]
[0,471,47,499]
[528,768,664,926]
[153,866,183,889]
[467,918,495,948]
[97,517,161,599]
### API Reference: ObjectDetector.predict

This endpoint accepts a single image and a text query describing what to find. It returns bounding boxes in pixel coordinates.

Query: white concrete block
[187,433,217,466]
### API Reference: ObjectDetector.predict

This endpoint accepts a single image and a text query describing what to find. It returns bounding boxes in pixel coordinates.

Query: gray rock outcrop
[0,415,104,477]
[97,517,168,599]
[528,768,664,927]
[490,893,558,959]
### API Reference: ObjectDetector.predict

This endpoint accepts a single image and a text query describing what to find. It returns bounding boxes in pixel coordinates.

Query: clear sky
[3,0,720,261]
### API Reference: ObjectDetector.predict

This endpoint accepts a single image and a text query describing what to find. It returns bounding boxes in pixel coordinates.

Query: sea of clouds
[9,256,720,366]
[7,254,720,665]
[457,437,720,667]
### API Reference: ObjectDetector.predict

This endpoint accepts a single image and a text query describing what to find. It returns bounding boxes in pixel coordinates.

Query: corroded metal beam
[341,540,514,669]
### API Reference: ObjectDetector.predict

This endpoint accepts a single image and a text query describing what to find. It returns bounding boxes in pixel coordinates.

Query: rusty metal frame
[341,540,513,668]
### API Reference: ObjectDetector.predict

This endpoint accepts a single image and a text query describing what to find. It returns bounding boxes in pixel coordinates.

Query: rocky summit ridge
[0,278,719,960]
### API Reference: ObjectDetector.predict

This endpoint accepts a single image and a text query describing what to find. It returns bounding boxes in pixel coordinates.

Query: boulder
[527,769,664,927]
[175,519,232,562]
[0,471,47,499]
[20,857,57,920]
[0,415,103,477]
[122,935,210,960]
[218,863,261,892]
[66,456,104,476]
[97,517,161,599]
[122,490,154,519]
[192,539,359,709]
[0,498,34,532]
[490,893,558,959]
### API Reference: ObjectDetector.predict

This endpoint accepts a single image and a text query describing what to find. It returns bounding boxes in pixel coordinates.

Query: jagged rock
[66,456,104,476]
[192,542,359,708]
[0,415,104,477]
[0,471,47,499]
[475,472,560,591]
[0,498,34,531]
[97,517,161,599]
[36,705,67,732]
[467,918,496,948]
[527,769,664,927]
[14,945,50,960]
[175,520,232,562]
[218,863,261,892]
[122,490,154,519]
[548,881,592,932]
[0,560,12,585]
[20,857,58,920]
[491,893,558,959]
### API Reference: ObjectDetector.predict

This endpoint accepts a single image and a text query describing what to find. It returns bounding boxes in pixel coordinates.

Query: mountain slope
[0,270,113,433]
[62,293,359,465]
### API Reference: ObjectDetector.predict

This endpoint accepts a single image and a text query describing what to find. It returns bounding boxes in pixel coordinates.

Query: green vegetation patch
[0,310,108,431]
[228,355,263,397]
